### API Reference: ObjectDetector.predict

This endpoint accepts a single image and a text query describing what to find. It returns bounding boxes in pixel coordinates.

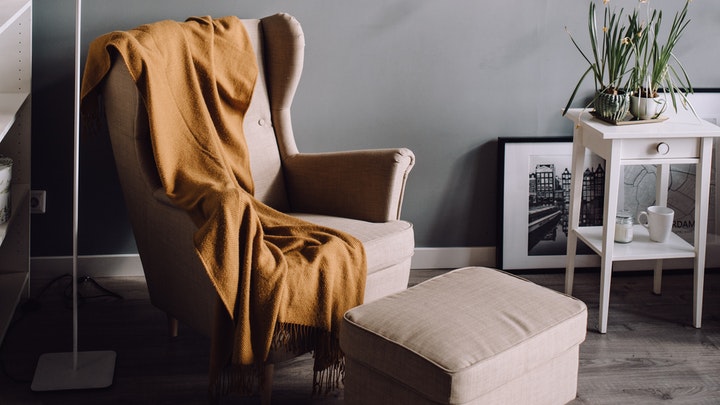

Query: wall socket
[30,190,46,214]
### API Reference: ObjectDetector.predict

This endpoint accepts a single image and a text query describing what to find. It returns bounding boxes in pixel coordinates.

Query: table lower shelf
[574,225,696,261]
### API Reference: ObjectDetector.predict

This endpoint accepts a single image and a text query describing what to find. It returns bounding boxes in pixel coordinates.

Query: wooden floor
[0,268,718,404]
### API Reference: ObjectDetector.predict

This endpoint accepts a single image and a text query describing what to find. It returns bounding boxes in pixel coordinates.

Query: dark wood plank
[0,269,717,404]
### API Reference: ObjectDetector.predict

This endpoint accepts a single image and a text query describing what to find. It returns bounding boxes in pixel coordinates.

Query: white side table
[564,108,720,333]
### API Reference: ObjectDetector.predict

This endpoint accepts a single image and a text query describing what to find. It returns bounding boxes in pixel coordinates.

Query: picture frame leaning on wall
[497,137,602,270]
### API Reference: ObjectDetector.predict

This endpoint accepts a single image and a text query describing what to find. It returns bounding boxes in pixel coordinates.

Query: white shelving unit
[0,0,32,345]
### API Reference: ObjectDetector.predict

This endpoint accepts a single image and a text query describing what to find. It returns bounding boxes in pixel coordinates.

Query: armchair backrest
[103,13,307,212]
[242,14,307,211]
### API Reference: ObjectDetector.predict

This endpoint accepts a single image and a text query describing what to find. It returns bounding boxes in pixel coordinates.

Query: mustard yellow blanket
[80,16,366,396]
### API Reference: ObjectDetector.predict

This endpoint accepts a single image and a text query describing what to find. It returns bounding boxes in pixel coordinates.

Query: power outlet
[30,190,46,214]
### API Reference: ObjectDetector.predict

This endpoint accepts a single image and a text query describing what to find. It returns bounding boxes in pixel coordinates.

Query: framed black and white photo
[497,137,602,270]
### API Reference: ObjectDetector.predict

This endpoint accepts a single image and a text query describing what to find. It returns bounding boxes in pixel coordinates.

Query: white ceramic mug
[0,156,12,224]
[637,206,674,242]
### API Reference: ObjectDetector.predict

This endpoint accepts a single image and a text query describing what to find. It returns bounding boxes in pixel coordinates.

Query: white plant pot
[630,95,665,120]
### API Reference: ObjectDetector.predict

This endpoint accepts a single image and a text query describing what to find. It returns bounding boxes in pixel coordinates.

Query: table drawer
[621,138,699,159]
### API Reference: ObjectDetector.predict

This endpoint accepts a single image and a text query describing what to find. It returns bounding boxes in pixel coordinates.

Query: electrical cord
[70,275,124,303]
[51,274,123,308]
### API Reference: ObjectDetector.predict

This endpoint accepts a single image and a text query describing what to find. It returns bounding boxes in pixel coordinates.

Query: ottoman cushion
[340,266,587,404]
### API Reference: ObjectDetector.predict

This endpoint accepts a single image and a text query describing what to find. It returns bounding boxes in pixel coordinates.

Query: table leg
[652,164,671,295]
[653,259,663,295]
[693,138,713,328]
[598,256,612,334]
[598,142,622,334]
[565,236,578,295]
[566,125,586,296]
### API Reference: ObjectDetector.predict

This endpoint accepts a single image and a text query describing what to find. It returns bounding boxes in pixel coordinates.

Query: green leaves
[628,0,693,112]
[564,1,633,115]
[564,0,694,116]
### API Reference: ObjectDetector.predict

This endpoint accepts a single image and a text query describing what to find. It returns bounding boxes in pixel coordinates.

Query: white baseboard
[31,254,144,282]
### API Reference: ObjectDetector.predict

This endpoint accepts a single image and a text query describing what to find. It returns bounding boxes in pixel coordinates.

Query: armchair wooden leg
[167,314,179,338]
[260,364,274,405]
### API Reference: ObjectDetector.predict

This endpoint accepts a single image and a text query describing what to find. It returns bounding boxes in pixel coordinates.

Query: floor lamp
[31,0,116,391]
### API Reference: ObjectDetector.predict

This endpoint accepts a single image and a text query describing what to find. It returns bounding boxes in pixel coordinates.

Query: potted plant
[627,0,694,120]
[563,0,634,120]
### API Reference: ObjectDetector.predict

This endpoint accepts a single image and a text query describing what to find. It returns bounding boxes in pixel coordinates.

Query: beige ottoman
[340,266,587,405]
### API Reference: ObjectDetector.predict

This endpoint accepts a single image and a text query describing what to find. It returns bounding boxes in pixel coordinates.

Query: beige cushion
[291,213,413,275]
[341,267,587,404]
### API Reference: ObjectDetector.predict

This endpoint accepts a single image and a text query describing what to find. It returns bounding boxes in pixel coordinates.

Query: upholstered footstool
[340,266,587,405]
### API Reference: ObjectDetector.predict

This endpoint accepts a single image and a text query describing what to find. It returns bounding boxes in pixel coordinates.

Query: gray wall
[30,0,720,256]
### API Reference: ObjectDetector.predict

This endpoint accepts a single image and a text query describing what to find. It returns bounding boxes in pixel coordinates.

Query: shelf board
[0,271,28,343]
[0,0,31,36]
[576,225,696,261]
[0,93,30,141]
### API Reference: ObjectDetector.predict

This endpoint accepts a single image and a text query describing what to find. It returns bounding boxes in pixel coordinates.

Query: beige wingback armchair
[100,11,414,382]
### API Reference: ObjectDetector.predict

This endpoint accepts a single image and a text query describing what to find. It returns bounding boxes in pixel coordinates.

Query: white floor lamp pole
[31,0,116,391]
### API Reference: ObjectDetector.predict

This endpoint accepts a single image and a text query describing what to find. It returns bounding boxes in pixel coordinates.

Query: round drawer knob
[657,142,670,155]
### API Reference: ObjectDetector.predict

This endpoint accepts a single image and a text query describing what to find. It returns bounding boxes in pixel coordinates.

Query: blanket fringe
[273,321,346,395]
[271,322,317,353]
[209,321,345,400]
[310,325,345,395]
[209,363,259,403]
[312,354,345,396]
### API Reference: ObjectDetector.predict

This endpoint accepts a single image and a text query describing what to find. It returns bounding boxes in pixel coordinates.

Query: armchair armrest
[283,148,415,222]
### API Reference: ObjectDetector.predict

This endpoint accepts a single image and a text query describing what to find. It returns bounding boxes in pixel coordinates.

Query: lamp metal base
[31,350,116,391]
